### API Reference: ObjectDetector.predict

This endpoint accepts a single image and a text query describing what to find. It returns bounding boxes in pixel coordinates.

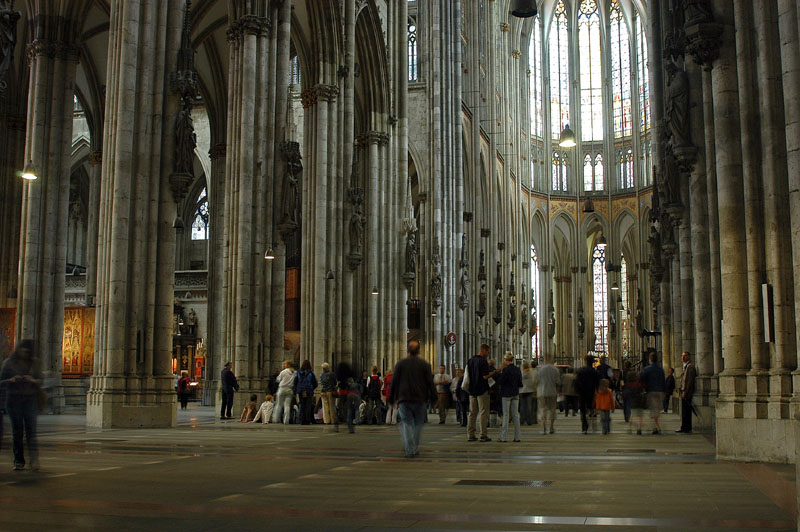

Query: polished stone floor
[0,405,795,531]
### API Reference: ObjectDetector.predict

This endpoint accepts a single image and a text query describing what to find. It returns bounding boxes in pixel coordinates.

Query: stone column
[204,143,225,405]
[685,62,714,423]
[702,70,723,379]
[712,0,751,456]
[777,0,800,409]
[84,151,102,307]
[17,7,86,413]
[87,0,184,428]
[733,0,769,416]
[0,114,24,309]
[755,0,796,422]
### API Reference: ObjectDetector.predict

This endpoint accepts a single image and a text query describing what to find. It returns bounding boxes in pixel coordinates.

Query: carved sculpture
[495,261,502,290]
[174,106,196,175]
[529,287,537,336]
[280,141,302,231]
[460,233,469,268]
[349,211,365,254]
[186,308,198,337]
[405,232,417,274]
[478,249,486,281]
[494,291,503,325]
[0,1,19,96]
[577,296,585,336]
[477,282,487,318]
[519,283,527,333]
[683,0,713,26]
[665,61,690,148]
[458,267,470,310]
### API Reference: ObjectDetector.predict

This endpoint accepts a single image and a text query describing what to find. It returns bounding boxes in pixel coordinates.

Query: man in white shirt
[433,365,452,424]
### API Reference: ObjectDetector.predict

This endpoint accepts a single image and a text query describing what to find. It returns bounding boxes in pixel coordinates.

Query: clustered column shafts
[0,116,25,309]
[87,0,183,428]
[204,143,226,405]
[17,3,88,413]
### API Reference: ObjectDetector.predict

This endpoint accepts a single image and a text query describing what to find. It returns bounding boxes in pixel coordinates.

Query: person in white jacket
[273,361,297,424]
[251,395,275,424]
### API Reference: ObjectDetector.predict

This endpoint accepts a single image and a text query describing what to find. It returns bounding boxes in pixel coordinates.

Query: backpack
[367,375,382,399]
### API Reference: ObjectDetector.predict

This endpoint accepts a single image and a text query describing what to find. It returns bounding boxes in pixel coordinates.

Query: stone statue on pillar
[665,61,690,149]
[0,1,19,98]
[494,291,503,325]
[478,249,486,281]
[186,308,198,337]
[683,0,713,27]
[279,140,302,231]
[577,296,585,337]
[174,106,196,175]
[529,287,537,337]
[431,239,442,310]
[458,267,470,310]
[405,232,417,274]
[460,233,469,268]
[477,282,487,318]
[547,290,555,340]
[519,283,527,334]
[495,261,502,290]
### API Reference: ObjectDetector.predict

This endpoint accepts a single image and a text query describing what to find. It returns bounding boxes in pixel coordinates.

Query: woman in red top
[383,370,397,424]
[177,371,192,410]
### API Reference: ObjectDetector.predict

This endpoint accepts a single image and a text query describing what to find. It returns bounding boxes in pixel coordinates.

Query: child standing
[594,379,615,435]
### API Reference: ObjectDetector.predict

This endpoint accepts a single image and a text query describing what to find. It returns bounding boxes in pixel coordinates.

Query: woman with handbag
[0,339,41,471]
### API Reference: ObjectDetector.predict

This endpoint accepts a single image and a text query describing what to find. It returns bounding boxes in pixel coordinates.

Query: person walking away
[561,368,578,416]
[364,366,383,425]
[273,360,297,424]
[596,356,614,387]
[519,362,535,425]
[251,394,275,424]
[575,355,600,434]
[450,369,462,424]
[177,370,191,410]
[664,367,676,413]
[0,340,41,471]
[534,356,561,434]
[622,367,645,434]
[296,360,318,425]
[383,369,398,424]
[530,360,539,424]
[433,365,452,424]
[220,361,239,419]
[465,344,499,441]
[455,369,470,427]
[333,362,361,433]
[495,353,523,442]
[677,351,697,434]
[620,360,633,423]
[389,340,438,458]
[594,379,615,434]
[641,352,666,434]
[319,362,337,424]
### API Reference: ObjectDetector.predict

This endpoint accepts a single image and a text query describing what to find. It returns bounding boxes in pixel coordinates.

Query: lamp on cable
[583,197,595,213]
[597,233,607,249]
[611,281,619,291]
[510,0,537,18]
[371,285,379,296]
[21,160,38,181]
[264,246,275,260]
[558,124,576,148]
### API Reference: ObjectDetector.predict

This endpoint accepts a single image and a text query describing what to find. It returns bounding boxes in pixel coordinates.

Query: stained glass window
[610,1,632,138]
[408,20,418,82]
[191,187,209,241]
[592,243,608,354]
[531,245,540,359]
[552,151,567,191]
[529,14,543,138]
[620,255,630,357]
[595,153,604,190]
[290,55,301,86]
[579,0,603,141]
[583,154,593,191]
[635,11,651,132]
[550,0,570,140]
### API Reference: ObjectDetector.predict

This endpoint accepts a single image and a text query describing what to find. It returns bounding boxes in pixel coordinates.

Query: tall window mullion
[408,20,418,82]
[579,0,602,142]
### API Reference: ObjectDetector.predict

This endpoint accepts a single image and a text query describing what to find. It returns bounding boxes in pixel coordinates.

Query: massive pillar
[220,5,274,412]
[778,0,800,414]
[17,4,87,413]
[84,151,102,307]
[756,0,796,424]
[711,0,752,458]
[204,143,225,405]
[87,0,184,427]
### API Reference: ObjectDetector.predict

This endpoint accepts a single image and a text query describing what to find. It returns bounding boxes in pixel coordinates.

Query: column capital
[301,87,317,108]
[27,39,80,63]
[315,84,339,103]
[227,14,271,44]
[511,49,521,59]
[209,143,227,161]
[363,130,388,146]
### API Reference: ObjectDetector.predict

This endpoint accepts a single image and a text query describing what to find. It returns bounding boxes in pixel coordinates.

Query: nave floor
[0,405,795,531]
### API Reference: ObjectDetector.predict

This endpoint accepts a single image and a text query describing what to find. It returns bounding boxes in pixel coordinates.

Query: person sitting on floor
[251,394,275,424]
[239,394,258,422]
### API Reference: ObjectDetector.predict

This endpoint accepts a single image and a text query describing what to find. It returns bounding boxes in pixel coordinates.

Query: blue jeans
[500,396,520,441]
[397,401,426,456]
[6,396,38,468]
[599,410,611,434]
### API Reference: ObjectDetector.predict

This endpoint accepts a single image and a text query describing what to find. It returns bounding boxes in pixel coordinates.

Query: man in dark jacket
[574,355,600,434]
[465,344,499,442]
[664,367,675,413]
[677,351,697,434]
[454,369,470,427]
[220,361,239,419]
[495,353,523,442]
[641,351,666,433]
[389,340,438,458]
